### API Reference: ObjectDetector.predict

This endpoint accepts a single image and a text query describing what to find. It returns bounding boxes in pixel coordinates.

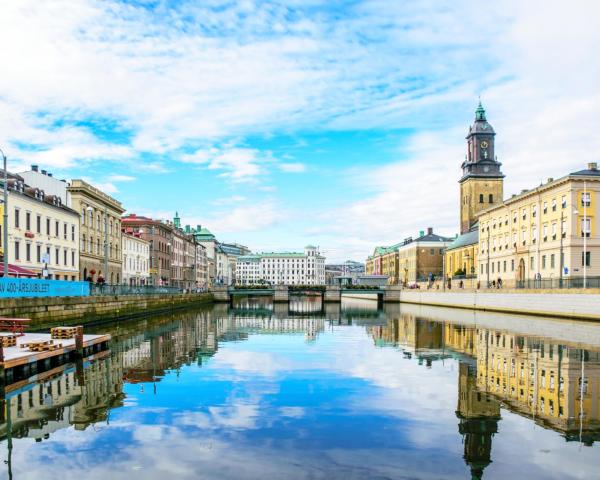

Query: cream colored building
[122,233,150,286]
[478,163,600,287]
[68,179,125,283]
[5,176,79,280]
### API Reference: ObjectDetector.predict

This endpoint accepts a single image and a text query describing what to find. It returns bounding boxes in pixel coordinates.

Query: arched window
[489,194,494,203]
[82,234,86,252]
[479,194,484,203]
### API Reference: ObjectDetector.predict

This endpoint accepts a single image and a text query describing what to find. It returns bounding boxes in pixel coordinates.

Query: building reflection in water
[1,301,599,479]
[368,312,600,477]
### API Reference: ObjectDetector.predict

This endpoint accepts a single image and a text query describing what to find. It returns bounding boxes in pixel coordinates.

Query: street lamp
[0,148,8,277]
[572,198,588,288]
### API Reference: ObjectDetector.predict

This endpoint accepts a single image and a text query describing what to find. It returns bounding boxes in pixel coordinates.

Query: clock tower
[459,102,504,234]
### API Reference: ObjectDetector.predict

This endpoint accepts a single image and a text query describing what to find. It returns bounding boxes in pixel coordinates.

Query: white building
[3,175,80,280]
[236,246,326,286]
[122,233,150,285]
[18,165,71,206]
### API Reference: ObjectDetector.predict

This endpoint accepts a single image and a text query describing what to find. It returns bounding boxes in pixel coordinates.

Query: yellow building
[444,229,479,279]
[478,163,600,287]
[366,244,401,284]
[68,179,125,283]
[444,103,504,282]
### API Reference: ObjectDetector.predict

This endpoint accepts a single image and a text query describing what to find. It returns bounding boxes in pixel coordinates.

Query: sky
[1,0,599,262]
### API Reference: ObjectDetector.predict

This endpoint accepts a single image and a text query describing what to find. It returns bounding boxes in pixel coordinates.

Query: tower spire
[475,100,486,121]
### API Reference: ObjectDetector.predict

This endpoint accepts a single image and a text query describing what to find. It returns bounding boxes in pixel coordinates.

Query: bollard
[75,326,84,357]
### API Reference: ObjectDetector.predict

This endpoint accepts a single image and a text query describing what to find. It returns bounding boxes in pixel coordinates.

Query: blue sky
[1,0,599,261]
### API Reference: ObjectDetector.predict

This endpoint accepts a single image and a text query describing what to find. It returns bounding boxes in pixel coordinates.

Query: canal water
[2,297,600,479]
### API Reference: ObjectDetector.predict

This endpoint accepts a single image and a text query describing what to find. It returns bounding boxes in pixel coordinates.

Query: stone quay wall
[399,290,600,321]
[1,293,213,328]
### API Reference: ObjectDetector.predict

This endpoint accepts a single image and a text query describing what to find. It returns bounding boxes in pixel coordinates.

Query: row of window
[81,206,120,235]
[80,235,120,259]
[480,251,591,274]
[13,208,76,241]
[13,241,77,267]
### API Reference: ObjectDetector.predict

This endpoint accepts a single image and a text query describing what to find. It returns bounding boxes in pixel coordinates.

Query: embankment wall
[1,293,213,328]
[399,290,600,321]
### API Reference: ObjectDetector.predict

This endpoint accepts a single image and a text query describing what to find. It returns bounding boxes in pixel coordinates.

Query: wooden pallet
[0,334,17,347]
[51,327,78,339]
[21,340,52,348]
[28,342,62,352]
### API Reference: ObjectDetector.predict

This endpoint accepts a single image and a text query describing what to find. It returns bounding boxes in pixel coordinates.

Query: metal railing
[90,284,183,296]
[515,277,600,289]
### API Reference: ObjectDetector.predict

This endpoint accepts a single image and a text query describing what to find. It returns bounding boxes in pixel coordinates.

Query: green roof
[195,227,215,240]
[238,255,261,261]
[445,229,479,251]
[259,252,305,258]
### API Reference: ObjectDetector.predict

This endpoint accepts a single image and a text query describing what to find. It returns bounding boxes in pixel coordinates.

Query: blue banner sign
[0,278,90,298]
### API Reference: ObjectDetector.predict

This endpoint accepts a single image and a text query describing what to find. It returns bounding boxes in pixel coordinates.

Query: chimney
[547,178,554,183]
[588,162,598,171]
[419,230,424,237]
[48,173,53,177]
[41,169,47,175]
[31,165,38,172]
[427,227,433,235]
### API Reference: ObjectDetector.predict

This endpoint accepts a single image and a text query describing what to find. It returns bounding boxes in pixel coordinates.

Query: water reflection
[0,298,599,479]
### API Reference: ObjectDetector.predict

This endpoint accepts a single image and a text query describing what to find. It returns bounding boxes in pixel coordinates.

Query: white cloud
[81,177,119,194]
[278,162,306,173]
[211,195,247,206]
[108,174,136,182]
[180,147,267,182]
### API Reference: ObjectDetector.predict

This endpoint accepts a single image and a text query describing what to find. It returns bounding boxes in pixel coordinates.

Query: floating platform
[0,332,111,371]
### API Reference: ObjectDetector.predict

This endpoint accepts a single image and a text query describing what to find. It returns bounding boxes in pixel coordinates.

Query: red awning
[0,264,39,278]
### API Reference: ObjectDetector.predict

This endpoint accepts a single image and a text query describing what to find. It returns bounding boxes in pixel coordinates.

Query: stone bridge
[212,285,401,308]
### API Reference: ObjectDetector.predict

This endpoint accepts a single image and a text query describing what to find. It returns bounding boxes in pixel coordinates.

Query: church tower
[459,102,504,234]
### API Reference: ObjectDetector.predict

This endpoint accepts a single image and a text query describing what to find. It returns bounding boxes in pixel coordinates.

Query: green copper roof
[195,227,215,239]
[475,101,486,121]
[445,229,479,251]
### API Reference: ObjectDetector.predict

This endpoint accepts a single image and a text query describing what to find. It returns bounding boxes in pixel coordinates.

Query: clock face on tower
[480,140,488,148]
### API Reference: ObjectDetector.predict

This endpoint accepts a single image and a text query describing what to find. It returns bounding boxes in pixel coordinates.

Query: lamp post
[486,224,490,287]
[583,180,588,289]
[103,206,108,284]
[0,148,8,277]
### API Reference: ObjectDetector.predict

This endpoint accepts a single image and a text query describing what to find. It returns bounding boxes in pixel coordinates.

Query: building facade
[367,230,451,286]
[121,214,173,286]
[397,229,452,285]
[4,175,79,280]
[122,232,150,286]
[478,163,600,287]
[68,180,124,283]
[236,246,326,285]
